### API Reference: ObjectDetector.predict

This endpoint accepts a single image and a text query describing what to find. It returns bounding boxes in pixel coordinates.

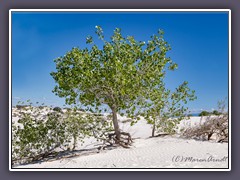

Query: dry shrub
[182,114,228,142]
[181,100,228,143]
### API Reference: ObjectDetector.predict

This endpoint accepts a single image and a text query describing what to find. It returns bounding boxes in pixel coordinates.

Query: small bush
[12,102,113,165]
[182,100,228,142]
[12,109,69,164]
[182,114,228,142]
[16,105,28,110]
[78,108,86,112]
[53,106,63,113]
[199,110,222,116]
[199,111,210,116]
[212,110,221,115]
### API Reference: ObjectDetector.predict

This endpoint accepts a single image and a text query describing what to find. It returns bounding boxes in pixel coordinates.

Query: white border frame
[9,9,231,171]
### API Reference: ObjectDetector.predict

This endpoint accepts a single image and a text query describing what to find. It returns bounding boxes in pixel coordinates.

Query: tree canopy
[51,26,196,143]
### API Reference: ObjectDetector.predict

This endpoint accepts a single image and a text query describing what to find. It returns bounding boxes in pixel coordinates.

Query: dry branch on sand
[181,114,228,143]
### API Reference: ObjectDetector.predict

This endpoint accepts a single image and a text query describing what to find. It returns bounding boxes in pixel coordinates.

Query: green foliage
[51,26,177,111]
[142,81,196,135]
[12,106,68,164]
[12,101,113,165]
[212,110,221,115]
[199,111,210,116]
[199,110,222,116]
[16,105,28,110]
[50,26,196,137]
[53,106,63,113]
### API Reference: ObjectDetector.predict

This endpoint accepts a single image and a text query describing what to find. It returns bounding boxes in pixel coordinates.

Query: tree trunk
[111,105,121,140]
[152,119,156,137]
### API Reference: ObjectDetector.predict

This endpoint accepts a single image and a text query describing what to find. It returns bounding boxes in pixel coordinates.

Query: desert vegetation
[181,100,228,142]
[50,26,196,145]
[12,102,113,165]
[199,110,222,116]
[12,27,228,167]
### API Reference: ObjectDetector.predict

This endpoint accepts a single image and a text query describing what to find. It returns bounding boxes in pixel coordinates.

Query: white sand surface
[14,136,228,168]
[13,113,228,169]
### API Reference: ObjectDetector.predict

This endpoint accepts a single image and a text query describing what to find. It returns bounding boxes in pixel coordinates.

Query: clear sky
[12,11,229,113]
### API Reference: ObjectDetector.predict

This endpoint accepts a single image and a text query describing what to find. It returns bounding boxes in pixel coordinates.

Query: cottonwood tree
[51,26,195,146]
[141,81,196,137]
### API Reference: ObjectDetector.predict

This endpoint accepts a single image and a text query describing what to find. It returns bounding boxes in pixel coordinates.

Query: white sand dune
[14,137,228,168]
[13,114,229,169]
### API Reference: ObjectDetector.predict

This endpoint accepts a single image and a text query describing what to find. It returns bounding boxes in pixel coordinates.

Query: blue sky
[12,11,229,113]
